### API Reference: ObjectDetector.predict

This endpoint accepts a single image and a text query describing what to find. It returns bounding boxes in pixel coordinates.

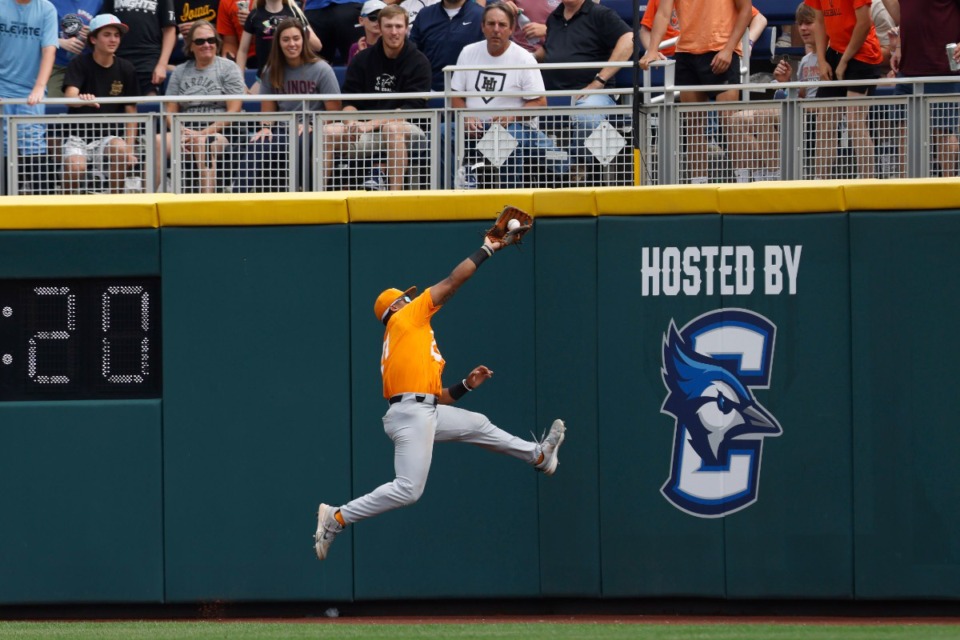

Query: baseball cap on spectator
[357,0,387,24]
[88,13,129,36]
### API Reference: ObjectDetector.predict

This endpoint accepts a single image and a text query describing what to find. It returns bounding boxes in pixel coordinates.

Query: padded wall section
[851,210,960,598]
[597,215,726,597]
[0,229,162,604]
[348,222,540,599]
[161,226,352,602]
[0,229,159,277]
[721,213,853,598]
[0,401,163,603]
[535,218,601,596]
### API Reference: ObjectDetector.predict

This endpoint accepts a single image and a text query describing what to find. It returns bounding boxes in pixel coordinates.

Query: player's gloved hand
[484,205,533,249]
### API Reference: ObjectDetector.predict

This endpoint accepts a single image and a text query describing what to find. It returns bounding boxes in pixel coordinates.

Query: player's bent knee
[394,476,426,505]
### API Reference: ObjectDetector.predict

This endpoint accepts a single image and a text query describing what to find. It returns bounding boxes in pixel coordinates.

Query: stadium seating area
[7,0,953,196]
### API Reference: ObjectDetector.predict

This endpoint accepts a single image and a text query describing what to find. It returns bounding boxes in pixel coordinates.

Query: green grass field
[1,622,960,640]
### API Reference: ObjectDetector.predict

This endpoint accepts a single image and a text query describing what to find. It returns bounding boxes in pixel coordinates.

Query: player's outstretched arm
[440,365,494,404]
[430,238,503,307]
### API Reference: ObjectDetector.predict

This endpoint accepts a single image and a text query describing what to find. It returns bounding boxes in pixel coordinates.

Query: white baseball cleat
[534,419,566,476]
[314,503,343,561]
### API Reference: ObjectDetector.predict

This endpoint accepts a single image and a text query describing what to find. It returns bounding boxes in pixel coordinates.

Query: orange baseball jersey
[804,0,883,64]
[380,288,445,399]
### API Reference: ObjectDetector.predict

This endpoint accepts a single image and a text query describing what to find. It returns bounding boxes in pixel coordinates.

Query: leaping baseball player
[314,208,565,561]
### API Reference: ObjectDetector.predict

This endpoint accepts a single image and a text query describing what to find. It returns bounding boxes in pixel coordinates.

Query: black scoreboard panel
[0,277,161,400]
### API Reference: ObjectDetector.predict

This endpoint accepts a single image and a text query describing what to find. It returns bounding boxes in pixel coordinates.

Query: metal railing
[2,63,958,195]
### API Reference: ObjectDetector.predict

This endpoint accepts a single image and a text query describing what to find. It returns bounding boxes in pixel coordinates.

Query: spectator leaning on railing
[804,0,883,179]
[237,16,342,192]
[640,0,764,65]
[0,0,57,164]
[61,13,141,193]
[640,0,753,185]
[730,2,822,182]
[534,0,632,182]
[158,21,246,192]
[450,1,567,189]
[884,0,960,178]
[640,0,679,57]
[327,5,431,191]
[639,0,766,184]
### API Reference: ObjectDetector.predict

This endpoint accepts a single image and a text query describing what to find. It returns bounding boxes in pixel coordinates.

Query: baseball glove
[485,205,533,247]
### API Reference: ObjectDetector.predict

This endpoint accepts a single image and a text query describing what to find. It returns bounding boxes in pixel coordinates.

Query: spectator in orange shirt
[805,0,882,178]
[217,0,256,64]
[639,0,680,56]
[640,0,764,58]
[639,0,753,184]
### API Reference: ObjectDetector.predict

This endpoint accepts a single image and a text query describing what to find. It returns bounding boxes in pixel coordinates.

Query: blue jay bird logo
[660,309,782,518]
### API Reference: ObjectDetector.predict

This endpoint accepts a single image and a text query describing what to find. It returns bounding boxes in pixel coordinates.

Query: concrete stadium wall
[0,181,957,604]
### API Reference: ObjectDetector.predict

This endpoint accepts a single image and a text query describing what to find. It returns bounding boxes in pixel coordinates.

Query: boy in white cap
[61,13,141,193]
[347,0,386,64]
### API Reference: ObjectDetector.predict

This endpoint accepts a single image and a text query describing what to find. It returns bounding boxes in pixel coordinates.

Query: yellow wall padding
[719,181,848,215]
[158,193,349,226]
[347,190,536,222]
[0,194,160,229]
[534,188,598,217]
[597,185,720,215]
[843,178,960,212]
[4,179,960,228]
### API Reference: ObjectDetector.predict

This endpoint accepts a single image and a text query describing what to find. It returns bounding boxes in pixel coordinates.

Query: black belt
[388,393,437,407]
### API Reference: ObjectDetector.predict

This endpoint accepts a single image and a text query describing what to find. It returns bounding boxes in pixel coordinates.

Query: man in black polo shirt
[534,0,632,179]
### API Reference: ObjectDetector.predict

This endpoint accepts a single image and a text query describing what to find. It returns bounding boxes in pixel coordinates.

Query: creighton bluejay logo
[660,309,782,518]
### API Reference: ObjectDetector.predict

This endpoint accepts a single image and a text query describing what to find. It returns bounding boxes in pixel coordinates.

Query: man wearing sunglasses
[314,233,566,561]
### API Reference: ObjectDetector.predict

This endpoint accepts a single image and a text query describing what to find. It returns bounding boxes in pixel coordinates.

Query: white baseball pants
[338,395,539,524]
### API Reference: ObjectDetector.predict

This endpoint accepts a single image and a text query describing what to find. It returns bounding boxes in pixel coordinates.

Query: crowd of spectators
[1,0,959,193]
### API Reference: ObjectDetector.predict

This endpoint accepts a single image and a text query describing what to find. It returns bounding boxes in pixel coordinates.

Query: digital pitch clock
[0,277,161,400]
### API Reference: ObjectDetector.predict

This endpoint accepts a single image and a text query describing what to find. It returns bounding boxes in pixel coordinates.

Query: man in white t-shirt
[450,1,566,188]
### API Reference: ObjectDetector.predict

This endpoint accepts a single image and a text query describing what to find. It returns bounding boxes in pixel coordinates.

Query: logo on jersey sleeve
[660,309,782,518]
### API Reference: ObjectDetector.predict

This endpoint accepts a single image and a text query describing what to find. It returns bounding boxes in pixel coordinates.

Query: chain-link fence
[3,72,960,194]
[450,106,636,189]
[7,114,154,195]
[797,97,908,181]
[313,109,440,192]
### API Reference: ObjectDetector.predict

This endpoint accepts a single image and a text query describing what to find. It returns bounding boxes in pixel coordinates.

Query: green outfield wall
[0,182,958,604]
